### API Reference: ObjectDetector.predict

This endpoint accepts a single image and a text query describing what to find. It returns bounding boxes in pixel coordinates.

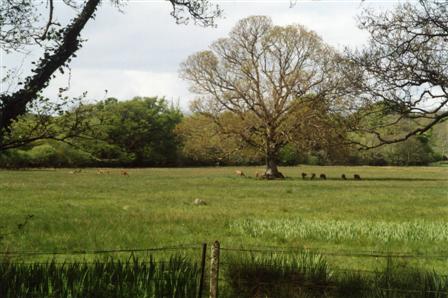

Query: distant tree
[175,113,262,165]
[347,0,448,149]
[180,16,344,178]
[0,0,222,151]
[430,121,448,160]
[89,97,183,165]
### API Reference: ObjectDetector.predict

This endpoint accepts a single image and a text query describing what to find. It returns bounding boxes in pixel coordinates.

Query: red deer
[301,173,307,179]
[341,174,347,180]
[320,174,326,180]
[310,173,316,180]
[235,170,245,176]
[354,174,361,180]
[121,170,129,176]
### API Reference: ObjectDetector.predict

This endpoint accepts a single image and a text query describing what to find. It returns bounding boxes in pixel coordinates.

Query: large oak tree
[180,16,343,178]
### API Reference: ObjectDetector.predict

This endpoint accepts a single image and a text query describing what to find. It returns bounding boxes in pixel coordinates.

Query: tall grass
[231,218,448,243]
[223,251,333,297]
[222,252,448,298]
[0,255,200,298]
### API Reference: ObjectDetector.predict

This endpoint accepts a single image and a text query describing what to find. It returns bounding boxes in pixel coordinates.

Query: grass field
[1,166,447,272]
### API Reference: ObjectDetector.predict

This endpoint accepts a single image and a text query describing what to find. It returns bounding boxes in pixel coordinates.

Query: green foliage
[175,113,263,166]
[0,97,183,167]
[0,142,94,168]
[87,97,183,166]
[279,144,302,166]
[0,96,445,167]
[0,255,200,298]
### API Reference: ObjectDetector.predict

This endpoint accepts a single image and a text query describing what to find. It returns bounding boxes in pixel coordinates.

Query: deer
[319,174,326,180]
[301,172,307,179]
[354,174,361,180]
[341,174,347,180]
[235,170,245,176]
[310,173,316,180]
[121,170,129,176]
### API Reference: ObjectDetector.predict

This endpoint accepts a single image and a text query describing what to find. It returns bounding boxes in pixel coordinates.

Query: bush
[0,149,30,168]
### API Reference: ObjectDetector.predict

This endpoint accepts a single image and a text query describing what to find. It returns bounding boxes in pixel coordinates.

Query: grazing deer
[310,173,316,180]
[354,174,361,180]
[301,172,307,179]
[121,170,129,176]
[235,170,245,176]
[341,174,347,180]
[320,174,326,180]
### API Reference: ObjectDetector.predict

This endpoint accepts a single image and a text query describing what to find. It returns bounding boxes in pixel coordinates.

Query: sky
[1,0,402,111]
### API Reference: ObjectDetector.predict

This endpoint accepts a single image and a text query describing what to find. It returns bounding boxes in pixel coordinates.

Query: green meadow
[1,166,447,272]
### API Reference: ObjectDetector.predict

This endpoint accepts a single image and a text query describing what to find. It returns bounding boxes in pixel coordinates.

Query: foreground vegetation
[0,255,200,298]
[222,252,448,297]
[2,252,447,298]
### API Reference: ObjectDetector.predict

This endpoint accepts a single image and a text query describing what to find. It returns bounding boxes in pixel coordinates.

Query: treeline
[0,97,446,168]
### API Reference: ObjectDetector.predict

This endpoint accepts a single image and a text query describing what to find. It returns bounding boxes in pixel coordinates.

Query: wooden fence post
[198,242,207,298]
[210,240,220,298]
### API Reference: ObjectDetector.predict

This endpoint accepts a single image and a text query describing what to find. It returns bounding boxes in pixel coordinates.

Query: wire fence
[217,244,448,298]
[220,245,448,259]
[0,243,201,257]
[2,242,448,297]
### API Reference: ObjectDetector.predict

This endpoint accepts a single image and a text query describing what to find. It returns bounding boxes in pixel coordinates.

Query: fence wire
[220,245,448,259]
[1,243,201,257]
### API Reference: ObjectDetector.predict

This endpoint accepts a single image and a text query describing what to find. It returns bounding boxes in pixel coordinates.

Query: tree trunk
[264,151,284,179]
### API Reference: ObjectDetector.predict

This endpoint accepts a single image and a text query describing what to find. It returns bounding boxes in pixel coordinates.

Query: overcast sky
[1,0,402,111]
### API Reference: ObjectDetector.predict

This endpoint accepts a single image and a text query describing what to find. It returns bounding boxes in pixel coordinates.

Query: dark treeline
[0,96,446,168]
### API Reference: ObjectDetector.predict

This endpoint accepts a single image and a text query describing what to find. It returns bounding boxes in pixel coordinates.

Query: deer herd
[70,168,362,180]
[68,169,130,176]
[238,170,362,180]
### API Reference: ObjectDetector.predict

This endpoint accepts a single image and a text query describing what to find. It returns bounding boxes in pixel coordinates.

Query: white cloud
[44,68,191,109]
